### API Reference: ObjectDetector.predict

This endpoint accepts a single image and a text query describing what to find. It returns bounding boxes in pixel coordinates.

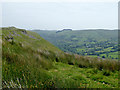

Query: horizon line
[0,26,118,30]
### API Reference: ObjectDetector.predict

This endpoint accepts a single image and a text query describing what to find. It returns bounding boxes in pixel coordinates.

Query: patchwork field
[33,30,118,60]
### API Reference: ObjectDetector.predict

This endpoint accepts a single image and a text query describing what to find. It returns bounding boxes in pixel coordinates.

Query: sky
[1,0,119,2]
[1,0,118,30]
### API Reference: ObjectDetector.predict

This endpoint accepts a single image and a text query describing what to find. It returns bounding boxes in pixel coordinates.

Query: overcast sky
[1,0,118,30]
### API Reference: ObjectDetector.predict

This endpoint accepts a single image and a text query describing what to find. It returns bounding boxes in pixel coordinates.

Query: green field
[33,29,118,59]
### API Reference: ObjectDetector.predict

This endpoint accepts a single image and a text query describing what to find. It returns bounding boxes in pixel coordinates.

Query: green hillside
[33,30,118,59]
[2,27,119,88]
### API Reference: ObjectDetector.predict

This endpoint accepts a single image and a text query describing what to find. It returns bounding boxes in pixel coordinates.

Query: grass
[3,61,118,88]
[2,27,119,88]
[48,62,118,88]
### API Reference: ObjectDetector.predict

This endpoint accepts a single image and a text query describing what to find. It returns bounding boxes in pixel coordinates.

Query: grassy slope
[48,62,118,88]
[2,27,119,88]
[2,27,63,88]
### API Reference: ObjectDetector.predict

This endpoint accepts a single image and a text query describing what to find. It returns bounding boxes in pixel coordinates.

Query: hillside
[2,27,119,88]
[33,30,118,59]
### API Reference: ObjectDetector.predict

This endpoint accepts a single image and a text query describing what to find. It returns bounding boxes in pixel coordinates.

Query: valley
[33,29,118,60]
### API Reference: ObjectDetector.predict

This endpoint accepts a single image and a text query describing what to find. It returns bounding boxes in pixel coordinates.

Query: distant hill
[33,29,118,59]
[56,29,72,33]
[2,27,118,88]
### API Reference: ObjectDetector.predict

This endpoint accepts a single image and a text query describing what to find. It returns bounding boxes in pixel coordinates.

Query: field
[33,29,118,59]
